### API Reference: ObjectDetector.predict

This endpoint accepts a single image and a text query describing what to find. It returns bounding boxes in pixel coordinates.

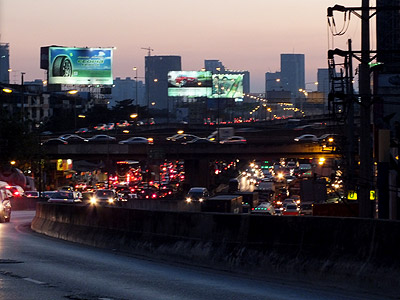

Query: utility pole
[21,72,25,121]
[358,0,374,218]
[346,39,356,197]
[141,47,154,125]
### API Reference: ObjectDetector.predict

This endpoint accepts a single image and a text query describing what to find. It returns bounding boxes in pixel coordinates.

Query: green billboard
[48,47,113,85]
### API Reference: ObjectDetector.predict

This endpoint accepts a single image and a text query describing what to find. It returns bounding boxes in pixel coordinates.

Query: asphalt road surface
[0,211,395,300]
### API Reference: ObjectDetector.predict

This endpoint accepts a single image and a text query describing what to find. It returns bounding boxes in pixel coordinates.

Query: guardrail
[31,202,400,294]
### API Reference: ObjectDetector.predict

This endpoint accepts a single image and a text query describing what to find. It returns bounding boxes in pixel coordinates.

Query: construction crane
[141,47,154,56]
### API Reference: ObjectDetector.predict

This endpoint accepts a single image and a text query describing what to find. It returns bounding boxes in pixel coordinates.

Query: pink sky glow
[0,0,373,92]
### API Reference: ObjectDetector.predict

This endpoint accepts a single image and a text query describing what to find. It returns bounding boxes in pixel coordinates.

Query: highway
[0,211,392,300]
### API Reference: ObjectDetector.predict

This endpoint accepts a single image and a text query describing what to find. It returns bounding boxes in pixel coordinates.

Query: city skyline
[0,0,373,92]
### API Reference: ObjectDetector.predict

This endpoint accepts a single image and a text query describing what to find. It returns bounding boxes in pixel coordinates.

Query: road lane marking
[23,277,46,285]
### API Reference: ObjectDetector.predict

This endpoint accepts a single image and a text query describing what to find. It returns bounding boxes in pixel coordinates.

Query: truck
[300,178,327,204]
[254,181,275,201]
[207,127,235,142]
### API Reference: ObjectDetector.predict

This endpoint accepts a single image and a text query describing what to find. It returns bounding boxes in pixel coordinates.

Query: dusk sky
[0,0,374,92]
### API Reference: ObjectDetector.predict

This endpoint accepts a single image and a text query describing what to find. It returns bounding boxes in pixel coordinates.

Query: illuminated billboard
[168,71,212,97]
[211,74,244,98]
[47,47,113,85]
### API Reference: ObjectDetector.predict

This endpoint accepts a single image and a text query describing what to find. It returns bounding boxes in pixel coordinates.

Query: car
[87,135,116,143]
[59,134,75,140]
[294,134,318,142]
[43,191,57,199]
[90,189,121,206]
[282,204,300,216]
[252,202,276,215]
[284,175,297,184]
[116,120,130,127]
[105,123,115,131]
[137,188,160,200]
[293,124,313,131]
[300,203,313,215]
[59,186,74,191]
[5,185,24,197]
[186,137,216,144]
[291,195,301,205]
[287,161,297,169]
[173,76,198,87]
[80,191,94,203]
[47,191,82,204]
[119,137,151,145]
[62,135,88,143]
[75,127,90,134]
[166,134,199,142]
[220,136,247,144]
[0,188,12,222]
[318,134,340,148]
[185,187,209,203]
[25,191,39,198]
[282,198,296,207]
[42,138,68,145]
[94,123,107,131]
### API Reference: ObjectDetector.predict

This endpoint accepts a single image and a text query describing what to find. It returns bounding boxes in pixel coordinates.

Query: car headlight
[90,197,97,205]
[186,197,192,203]
[199,198,204,202]
[108,198,115,204]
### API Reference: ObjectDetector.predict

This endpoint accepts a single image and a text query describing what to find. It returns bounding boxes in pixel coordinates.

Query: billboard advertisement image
[48,47,113,85]
[168,71,212,97]
[211,74,244,98]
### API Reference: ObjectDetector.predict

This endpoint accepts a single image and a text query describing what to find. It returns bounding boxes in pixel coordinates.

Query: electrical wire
[328,10,352,37]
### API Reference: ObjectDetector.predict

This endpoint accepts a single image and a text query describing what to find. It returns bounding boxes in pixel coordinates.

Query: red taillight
[152,194,157,198]
[251,208,254,211]
[14,191,19,196]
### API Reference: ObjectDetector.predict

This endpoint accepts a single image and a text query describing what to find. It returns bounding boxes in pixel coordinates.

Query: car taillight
[14,192,19,196]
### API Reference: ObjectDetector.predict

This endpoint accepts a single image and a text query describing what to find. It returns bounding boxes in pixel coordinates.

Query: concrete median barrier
[31,203,400,294]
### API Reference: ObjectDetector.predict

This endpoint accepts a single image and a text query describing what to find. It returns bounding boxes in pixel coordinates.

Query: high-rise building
[317,68,330,95]
[0,43,10,84]
[204,60,225,73]
[377,0,400,65]
[280,54,305,98]
[111,77,145,108]
[265,72,283,92]
[145,55,181,111]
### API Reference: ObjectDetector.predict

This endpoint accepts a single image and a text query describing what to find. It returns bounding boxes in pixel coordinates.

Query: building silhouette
[204,60,225,73]
[280,54,305,99]
[145,55,181,112]
[111,77,145,108]
[0,43,10,84]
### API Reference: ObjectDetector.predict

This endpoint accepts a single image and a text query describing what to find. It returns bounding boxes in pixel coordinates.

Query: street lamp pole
[21,72,25,121]
[216,67,221,143]
[133,67,138,115]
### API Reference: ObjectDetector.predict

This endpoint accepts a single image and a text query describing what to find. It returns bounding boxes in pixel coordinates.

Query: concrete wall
[11,197,45,210]
[31,203,400,294]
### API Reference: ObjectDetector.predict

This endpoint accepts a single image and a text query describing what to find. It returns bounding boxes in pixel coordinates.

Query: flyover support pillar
[184,159,211,192]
